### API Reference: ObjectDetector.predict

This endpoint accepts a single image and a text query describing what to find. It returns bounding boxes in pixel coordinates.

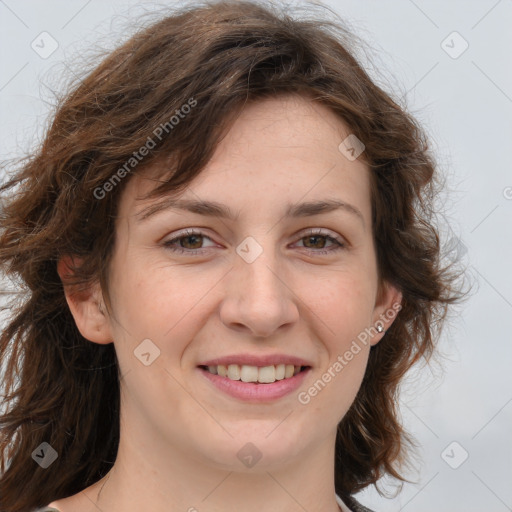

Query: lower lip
[197,367,311,402]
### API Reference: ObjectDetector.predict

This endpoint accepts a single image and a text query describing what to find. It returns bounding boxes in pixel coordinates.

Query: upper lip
[198,354,313,368]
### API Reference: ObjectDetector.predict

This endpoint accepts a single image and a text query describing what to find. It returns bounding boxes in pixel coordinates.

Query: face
[64,94,401,474]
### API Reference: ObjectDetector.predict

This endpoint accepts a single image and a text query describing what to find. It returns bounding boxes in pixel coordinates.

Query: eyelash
[162,228,346,256]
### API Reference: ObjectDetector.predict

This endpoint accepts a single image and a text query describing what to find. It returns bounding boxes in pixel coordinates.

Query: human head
[0,1,459,509]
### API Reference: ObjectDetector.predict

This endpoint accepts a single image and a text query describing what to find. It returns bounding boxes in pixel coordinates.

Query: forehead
[119,94,371,222]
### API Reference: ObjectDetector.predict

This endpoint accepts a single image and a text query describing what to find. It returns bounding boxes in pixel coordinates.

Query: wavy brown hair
[0,1,462,510]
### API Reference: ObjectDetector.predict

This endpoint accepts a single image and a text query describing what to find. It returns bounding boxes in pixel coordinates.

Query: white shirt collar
[335,493,352,512]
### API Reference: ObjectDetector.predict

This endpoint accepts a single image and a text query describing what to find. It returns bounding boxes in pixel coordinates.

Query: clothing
[337,493,376,512]
[337,493,353,512]
[35,495,375,512]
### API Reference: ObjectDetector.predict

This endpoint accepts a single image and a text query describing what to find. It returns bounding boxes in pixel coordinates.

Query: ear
[57,255,113,344]
[370,280,403,346]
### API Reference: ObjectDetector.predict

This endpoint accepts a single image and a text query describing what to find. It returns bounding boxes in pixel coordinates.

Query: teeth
[227,364,240,380]
[275,364,285,380]
[204,364,304,383]
[258,365,275,383]
[240,365,259,383]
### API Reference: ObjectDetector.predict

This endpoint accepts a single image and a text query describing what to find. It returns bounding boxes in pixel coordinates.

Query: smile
[197,363,311,402]
[199,364,309,384]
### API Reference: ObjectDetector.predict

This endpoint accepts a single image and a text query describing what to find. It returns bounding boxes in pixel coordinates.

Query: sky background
[0,1,511,511]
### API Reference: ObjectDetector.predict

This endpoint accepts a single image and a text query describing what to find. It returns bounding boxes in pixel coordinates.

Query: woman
[0,1,461,511]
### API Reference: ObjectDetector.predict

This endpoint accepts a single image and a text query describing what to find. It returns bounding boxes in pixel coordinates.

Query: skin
[54,94,401,512]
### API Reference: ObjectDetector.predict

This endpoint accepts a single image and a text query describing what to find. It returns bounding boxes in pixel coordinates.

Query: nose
[219,250,299,338]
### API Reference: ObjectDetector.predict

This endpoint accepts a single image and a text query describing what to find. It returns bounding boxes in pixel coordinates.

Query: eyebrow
[135,197,365,227]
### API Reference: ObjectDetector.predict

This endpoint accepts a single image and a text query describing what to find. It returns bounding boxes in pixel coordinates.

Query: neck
[92,424,342,512]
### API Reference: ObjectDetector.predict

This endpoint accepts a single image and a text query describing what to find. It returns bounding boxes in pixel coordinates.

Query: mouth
[197,362,312,402]
[198,364,311,384]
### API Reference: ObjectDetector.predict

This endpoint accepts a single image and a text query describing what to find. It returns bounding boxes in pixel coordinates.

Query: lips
[196,353,313,402]
[197,365,311,402]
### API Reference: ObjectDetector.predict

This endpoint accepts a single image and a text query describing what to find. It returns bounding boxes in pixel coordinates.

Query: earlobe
[57,256,113,345]
[370,282,403,346]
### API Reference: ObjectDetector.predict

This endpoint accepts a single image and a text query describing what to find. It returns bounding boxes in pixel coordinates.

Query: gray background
[1,1,511,511]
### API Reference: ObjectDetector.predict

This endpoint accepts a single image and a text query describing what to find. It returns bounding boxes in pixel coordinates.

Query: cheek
[300,277,372,416]
[301,270,376,343]
[320,274,376,408]
[108,258,219,348]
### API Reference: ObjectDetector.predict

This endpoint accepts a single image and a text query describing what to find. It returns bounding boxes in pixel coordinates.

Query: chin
[197,427,309,472]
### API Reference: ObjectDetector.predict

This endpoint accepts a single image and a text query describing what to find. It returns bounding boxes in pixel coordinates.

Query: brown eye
[179,234,204,249]
[163,229,216,254]
[295,230,345,254]
[302,234,329,249]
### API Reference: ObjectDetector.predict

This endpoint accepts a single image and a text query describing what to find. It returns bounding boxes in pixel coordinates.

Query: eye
[294,228,345,255]
[162,228,346,256]
[162,229,217,255]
